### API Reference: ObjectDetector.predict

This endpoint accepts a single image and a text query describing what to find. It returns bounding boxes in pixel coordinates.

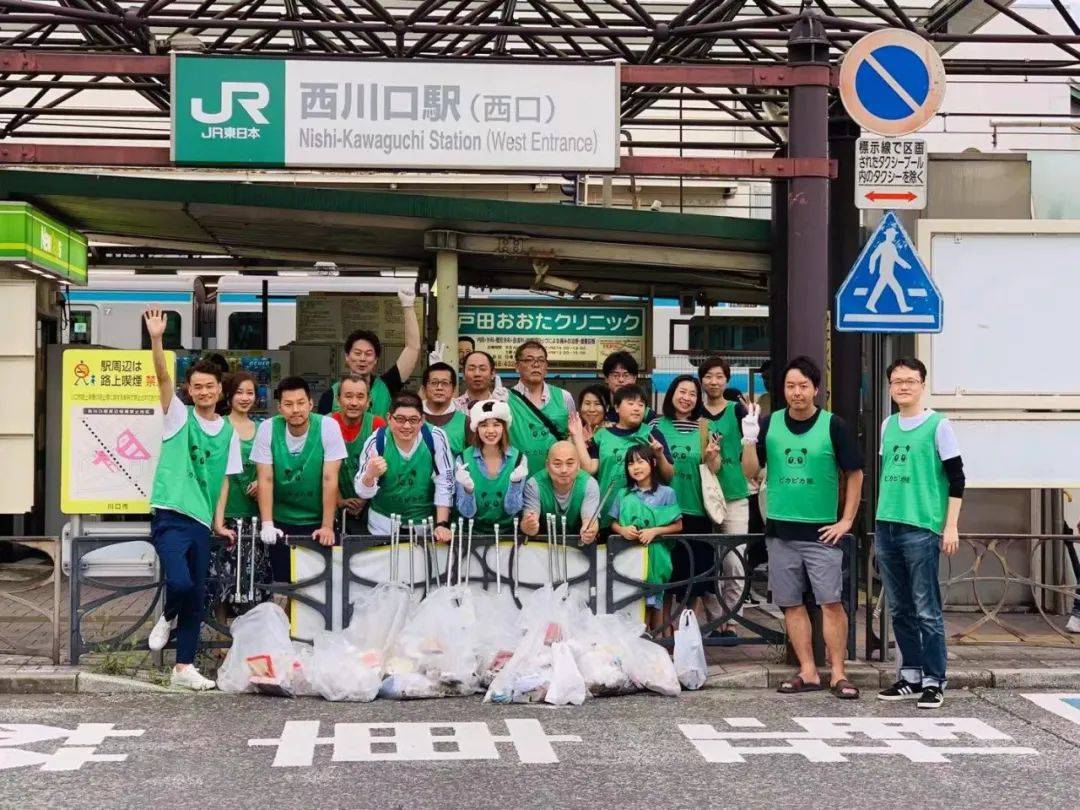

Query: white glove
[260,521,284,546]
[428,340,447,365]
[509,454,529,484]
[397,288,416,308]
[741,402,762,444]
[455,462,475,494]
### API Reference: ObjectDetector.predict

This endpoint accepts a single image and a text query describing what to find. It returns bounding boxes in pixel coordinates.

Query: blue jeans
[1066,539,1080,618]
[150,509,212,665]
[875,521,947,689]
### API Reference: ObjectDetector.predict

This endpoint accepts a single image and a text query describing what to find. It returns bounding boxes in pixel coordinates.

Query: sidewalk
[2,563,1078,694]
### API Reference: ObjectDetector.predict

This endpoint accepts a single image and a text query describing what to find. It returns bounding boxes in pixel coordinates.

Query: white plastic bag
[568,612,637,697]
[673,609,708,691]
[345,581,413,656]
[623,636,681,697]
[310,631,382,702]
[217,602,295,693]
[485,584,574,704]
[545,641,587,706]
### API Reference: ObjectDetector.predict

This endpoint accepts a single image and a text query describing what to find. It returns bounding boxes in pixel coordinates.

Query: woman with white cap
[454,399,529,535]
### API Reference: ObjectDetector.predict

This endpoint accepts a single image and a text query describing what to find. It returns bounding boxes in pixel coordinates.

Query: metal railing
[607,533,859,657]
[69,530,862,662]
[0,536,62,664]
[867,532,1080,659]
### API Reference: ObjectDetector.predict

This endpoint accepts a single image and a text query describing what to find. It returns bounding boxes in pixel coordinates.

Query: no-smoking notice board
[61,349,172,515]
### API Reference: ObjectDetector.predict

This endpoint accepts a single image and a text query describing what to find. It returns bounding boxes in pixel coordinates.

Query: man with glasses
[422,362,467,459]
[353,391,454,541]
[875,357,965,710]
[507,340,578,476]
[601,350,654,423]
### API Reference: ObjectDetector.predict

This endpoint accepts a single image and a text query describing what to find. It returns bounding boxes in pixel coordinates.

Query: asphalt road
[4,687,1080,810]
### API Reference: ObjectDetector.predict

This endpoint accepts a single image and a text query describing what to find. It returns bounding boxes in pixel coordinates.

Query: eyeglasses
[889,378,924,388]
[519,355,547,366]
[391,415,422,426]
[426,379,454,389]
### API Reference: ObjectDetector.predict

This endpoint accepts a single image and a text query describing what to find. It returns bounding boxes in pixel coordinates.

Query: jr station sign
[171,55,620,171]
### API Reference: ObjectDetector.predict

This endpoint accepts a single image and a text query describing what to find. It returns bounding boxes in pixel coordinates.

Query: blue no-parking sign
[839,30,946,137]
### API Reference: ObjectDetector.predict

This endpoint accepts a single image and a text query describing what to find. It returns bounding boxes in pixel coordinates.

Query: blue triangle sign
[836,211,942,333]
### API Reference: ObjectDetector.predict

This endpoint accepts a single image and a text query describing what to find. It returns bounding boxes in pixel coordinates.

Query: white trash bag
[623,636,681,697]
[310,630,382,702]
[217,602,298,694]
[673,609,708,691]
[569,612,637,697]
[545,641,587,706]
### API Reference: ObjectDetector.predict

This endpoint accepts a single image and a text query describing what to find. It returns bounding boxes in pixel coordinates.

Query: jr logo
[191,82,270,125]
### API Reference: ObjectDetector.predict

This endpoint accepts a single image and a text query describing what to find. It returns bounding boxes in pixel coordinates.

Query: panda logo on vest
[784,447,808,466]
[891,444,911,465]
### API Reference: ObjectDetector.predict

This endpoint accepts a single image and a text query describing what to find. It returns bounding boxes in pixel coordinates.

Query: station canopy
[0,168,771,302]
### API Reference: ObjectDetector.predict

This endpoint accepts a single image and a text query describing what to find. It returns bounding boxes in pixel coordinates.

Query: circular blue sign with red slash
[839,30,946,137]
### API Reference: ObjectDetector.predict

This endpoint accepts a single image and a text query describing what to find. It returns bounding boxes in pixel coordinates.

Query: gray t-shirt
[522,474,601,528]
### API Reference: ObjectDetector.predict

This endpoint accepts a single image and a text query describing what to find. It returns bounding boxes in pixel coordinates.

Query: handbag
[697,419,727,525]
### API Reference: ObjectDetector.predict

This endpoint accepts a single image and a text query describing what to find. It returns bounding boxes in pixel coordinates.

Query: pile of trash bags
[216,583,708,705]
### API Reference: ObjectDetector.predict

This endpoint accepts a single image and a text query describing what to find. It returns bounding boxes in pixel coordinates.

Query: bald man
[521,440,600,543]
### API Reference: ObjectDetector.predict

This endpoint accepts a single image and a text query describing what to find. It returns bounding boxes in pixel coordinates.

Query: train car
[63,272,200,349]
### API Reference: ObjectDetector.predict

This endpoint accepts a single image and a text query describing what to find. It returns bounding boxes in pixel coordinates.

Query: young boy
[569,384,674,529]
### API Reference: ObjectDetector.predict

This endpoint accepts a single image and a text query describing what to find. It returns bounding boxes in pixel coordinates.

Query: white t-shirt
[250,416,347,465]
[879,409,961,461]
[162,394,243,475]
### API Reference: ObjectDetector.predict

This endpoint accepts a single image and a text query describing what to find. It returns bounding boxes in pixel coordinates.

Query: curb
[0,668,173,695]
[2,664,1078,695]
[703,663,1079,691]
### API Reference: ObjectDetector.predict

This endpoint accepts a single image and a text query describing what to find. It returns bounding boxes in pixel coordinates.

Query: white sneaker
[1066,615,1080,634]
[148,614,176,652]
[170,666,216,691]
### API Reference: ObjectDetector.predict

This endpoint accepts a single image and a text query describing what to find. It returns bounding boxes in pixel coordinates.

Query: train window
[69,310,92,345]
[140,310,182,350]
[228,312,266,350]
[688,316,769,355]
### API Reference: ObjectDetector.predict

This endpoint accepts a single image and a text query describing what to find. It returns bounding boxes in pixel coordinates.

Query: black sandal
[830,678,860,700]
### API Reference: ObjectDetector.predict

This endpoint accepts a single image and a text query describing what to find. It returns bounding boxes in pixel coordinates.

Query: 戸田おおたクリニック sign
[171,56,620,171]
[458,304,646,369]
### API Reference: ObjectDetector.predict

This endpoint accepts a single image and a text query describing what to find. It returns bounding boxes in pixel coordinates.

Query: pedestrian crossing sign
[836,211,942,333]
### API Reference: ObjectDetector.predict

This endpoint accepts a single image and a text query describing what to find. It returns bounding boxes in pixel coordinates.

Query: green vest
[876,412,949,534]
[465,449,521,534]
[654,418,705,518]
[615,489,681,584]
[224,430,258,520]
[332,376,392,419]
[369,430,435,524]
[337,411,375,500]
[438,410,468,459]
[765,409,839,524]
[708,403,751,501]
[151,408,234,527]
[593,423,653,527]
[533,469,589,533]
[269,414,326,525]
[507,386,570,476]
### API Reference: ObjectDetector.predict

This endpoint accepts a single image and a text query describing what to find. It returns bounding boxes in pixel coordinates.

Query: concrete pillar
[435,249,458,365]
